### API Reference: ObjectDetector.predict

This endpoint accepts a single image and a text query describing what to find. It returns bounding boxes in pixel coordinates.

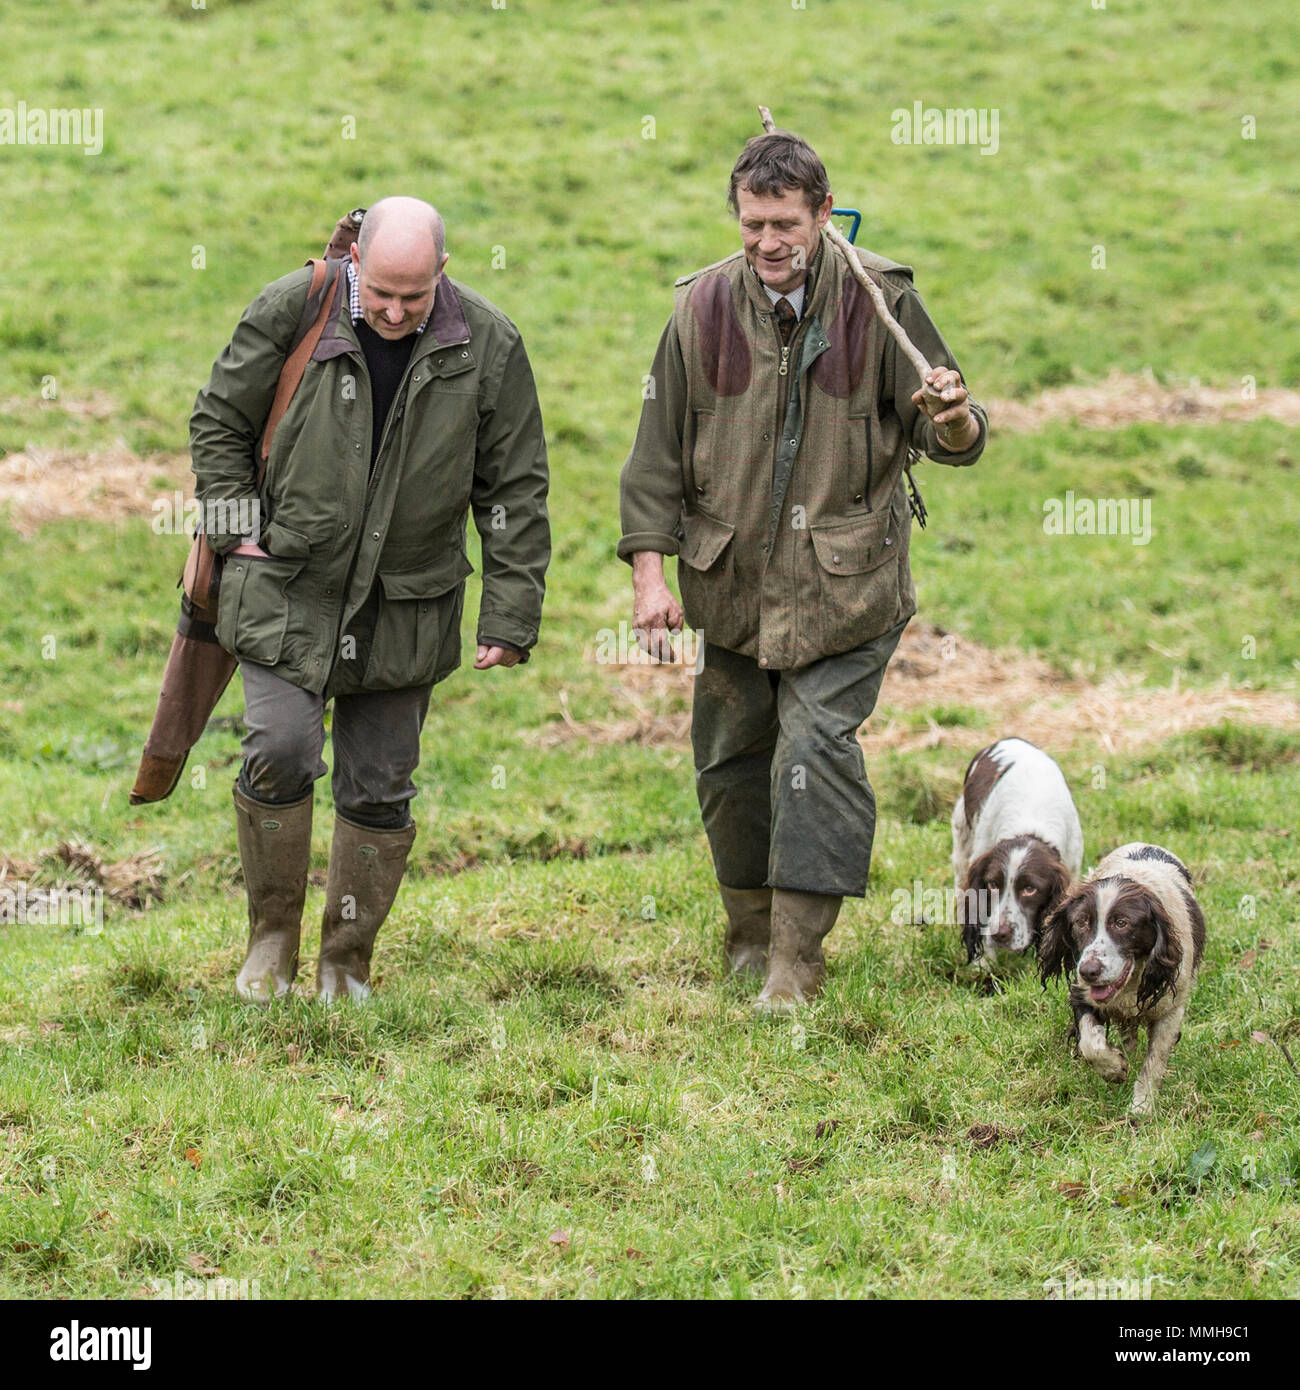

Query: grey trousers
[691,619,907,898]
[237,661,432,829]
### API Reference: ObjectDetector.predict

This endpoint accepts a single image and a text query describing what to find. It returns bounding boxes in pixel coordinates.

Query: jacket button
[355,443,361,451]
[697,485,706,496]
[885,537,893,546]
[762,433,770,441]
[832,554,841,565]
[437,359,445,367]
[788,438,796,446]
[759,657,769,668]
[372,531,380,540]
[853,494,863,505]
[461,350,469,357]
[324,588,333,596]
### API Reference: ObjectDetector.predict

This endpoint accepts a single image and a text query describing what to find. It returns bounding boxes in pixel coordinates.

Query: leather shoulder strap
[258,257,341,469]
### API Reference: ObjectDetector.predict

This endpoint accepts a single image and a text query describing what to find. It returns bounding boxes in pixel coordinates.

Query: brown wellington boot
[233,787,313,1004]
[754,890,842,1014]
[719,885,772,980]
[316,814,417,1004]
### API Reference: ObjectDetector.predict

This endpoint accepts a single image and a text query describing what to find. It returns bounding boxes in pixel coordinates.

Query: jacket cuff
[617,531,681,563]
[198,493,263,555]
[476,609,537,654]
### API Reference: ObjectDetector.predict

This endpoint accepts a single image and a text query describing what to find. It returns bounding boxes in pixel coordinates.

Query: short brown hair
[727,130,830,216]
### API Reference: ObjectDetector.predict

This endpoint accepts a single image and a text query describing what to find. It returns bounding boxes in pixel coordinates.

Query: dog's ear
[1034,853,1074,943]
[1039,886,1082,985]
[1136,891,1182,1009]
[960,850,996,963]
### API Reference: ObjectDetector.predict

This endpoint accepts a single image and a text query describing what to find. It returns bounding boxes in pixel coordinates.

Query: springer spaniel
[1040,842,1205,1117]
[951,738,1083,966]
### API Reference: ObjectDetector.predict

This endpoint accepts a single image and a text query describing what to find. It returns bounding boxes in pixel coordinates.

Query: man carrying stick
[618,125,987,1010]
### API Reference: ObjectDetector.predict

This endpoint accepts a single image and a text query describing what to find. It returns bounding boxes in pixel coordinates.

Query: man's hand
[229,541,271,558]
[631,551,684,662]
[912,367,978,451]
[474,645,522,670]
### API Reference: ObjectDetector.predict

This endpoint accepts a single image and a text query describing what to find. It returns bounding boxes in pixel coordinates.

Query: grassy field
[1,0,1298,1299]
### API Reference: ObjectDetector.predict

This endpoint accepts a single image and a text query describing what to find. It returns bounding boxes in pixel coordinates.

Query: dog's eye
[1111,917,1128,931]
[1019,884,1036,898]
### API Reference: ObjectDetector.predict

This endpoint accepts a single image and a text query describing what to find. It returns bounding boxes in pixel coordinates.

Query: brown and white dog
[1039,842,1205,1117]
[951,738,1083,967]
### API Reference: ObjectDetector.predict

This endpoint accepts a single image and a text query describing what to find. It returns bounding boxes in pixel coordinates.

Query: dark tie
[774,296,797,345]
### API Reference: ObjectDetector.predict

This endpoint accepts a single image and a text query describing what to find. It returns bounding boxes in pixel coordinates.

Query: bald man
[191,196,551,1003]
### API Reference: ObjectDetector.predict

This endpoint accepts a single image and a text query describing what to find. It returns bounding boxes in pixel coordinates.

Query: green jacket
[191,264,550,696]
[618,233,986,669]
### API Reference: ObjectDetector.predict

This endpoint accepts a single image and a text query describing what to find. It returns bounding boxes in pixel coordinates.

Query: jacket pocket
[676,509,754,653]
[847,412,871,511]
[259,519,311,560]
[215,553,306,667]
[807,511,900,653]
[688,409,718,502]
[364,551,473,688]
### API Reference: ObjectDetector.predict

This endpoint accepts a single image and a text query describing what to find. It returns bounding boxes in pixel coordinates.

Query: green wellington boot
[718,884,772,979]
[233,787,313,1003]
[316,814,417,1004]
[754,889,842,1013]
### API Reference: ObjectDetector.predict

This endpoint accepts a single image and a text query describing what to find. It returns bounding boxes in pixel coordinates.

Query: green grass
[1,0,1298,1300]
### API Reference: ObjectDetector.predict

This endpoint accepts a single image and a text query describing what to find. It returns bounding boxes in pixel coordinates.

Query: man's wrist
[631,550,668,579]
[936,414,979,452]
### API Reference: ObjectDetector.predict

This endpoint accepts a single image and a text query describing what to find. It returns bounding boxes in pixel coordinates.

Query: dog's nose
[1079,957,1103,983]
[991,925,1013,944]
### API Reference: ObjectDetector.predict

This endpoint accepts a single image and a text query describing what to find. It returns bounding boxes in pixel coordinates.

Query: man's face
[736,186,833,295]
[350,240,446,339]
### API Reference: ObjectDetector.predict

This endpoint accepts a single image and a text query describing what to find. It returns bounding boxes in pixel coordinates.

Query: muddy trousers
[691,620,907,898]
[236,660,432,829]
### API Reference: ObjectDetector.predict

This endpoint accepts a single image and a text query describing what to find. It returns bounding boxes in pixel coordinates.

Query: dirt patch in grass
[870,625,1300,756]
[1,842,165,911]
[0,444,188,536]
[556,622,1300,759]
[529,675,693,750]
[986,370,1300,433]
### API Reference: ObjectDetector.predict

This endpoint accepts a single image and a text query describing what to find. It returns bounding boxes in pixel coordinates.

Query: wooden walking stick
[757,104,944,410]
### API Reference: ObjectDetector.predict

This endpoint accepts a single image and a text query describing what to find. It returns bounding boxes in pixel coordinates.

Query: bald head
[357,196,445,269]
[350,196,448,339]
